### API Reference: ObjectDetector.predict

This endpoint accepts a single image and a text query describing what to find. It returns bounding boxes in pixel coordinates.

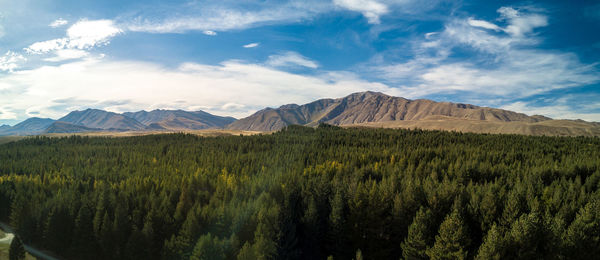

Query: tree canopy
[0,125,599,259]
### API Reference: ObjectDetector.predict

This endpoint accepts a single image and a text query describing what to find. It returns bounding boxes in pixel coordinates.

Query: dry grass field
[347,116,600,136]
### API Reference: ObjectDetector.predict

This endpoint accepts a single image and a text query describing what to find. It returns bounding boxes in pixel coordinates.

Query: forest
[0,125,599,259]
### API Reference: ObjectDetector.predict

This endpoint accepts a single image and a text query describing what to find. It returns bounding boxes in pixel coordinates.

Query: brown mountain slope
[58,109,146,131]
[123,109,236,130]
[227,91,558,132]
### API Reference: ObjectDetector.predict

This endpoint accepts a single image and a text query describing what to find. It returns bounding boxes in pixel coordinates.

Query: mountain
[58,109,146,131]
[123,109,236,130]
[227,91,600,136]
[44,121,103,134]
[0,117,56,136]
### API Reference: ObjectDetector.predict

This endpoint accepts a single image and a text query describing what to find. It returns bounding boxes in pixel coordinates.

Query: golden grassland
[347,117,600,137]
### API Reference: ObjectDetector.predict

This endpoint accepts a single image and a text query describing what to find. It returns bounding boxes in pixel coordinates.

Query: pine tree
[237,242,257,260]
[475,224,505,260]
[328,190,347,259]
[9,236,25,260]
[562,201,600,259]
[426,208,471,260]
[504,212,544,259]
[125,228,149,260]
[191,233,226,260]
[401,207,434,259]
[70,204,97,259]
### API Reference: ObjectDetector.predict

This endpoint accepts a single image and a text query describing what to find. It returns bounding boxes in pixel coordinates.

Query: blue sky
[0,0,599,125]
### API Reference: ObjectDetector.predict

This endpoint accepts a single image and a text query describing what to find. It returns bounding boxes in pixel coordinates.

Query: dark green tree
[9,236,25,260]
[191,233,226,260]
[427,208,471,260]
[562,200,600,259]
[475,224,505,260]
[401,207,434,259]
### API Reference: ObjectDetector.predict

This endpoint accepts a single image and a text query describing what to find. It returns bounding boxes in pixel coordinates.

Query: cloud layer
[0,57,401,120]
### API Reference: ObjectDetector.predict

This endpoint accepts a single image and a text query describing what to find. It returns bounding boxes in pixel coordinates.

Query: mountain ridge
[226,91,555,131]
[1,92,598,137]
[123,109,236,130]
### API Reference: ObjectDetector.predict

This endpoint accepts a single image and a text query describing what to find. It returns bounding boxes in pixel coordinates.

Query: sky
[0,0,599,125]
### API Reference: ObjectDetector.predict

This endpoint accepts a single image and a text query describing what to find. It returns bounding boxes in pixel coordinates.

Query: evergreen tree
[237,242,257,260]
[9,236,25,260]
[401,207,434,259]
[70,204,97,259]
[475,224,505,260]
[328,189,347,259]
[427,208,471,260]
[191,233,226,260]
[562,200,600,259]
[504,212,544,259]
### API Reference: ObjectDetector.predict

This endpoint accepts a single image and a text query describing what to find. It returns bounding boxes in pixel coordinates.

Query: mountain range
[1,92,599,137]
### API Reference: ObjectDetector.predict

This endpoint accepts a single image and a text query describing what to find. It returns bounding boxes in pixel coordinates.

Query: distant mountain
[227,91,599,136]
[2,93,598,137]
[44,121,103,134]
[59,109,146,131]
[0,117,55,136]
[123,109,236,130]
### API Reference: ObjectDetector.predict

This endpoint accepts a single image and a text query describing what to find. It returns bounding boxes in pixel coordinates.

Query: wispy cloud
[243,42,259,48]
[497,7,548,37]
[0,51,26,72]
[467,18,501,31]
[124,1,330,33]
[334,0,389,24]
[375,6,598,99]
[502,101,600,122]
[44,49,89,62]
[49,18,68,28]
[266,51,318,69]
[202,30,217,36]
[25,19,122,54]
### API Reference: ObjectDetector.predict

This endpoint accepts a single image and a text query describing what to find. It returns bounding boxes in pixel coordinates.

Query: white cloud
[44,49,89,62]
[334,0,388,24]
[25,38,68,54]
[497,6,519,19]
[243,42,259,48]
[125,1,329,33]
[467,18,501,31]
[266,51,319,69]
[501,101,600,122]
[498,7,548,37]
[65,19,122,49]
[25,19,122,54]
[203,30,217,36]
[49,18,68,28]
[412,51,599,97]
[0,51,26,72]
[0,58,402,121]
[375,6,598,100]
